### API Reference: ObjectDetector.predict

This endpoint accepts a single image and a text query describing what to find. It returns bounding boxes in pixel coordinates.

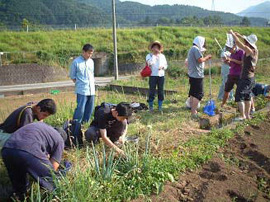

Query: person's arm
[227,58,243,65]
[69,61,77,83]
[118,124,128,144]
[100,129,125,156]
[198,55,212,63]
[229,30,253,56]
[146,54,158,66]
[50,158,60,171]
[159,55,168,70]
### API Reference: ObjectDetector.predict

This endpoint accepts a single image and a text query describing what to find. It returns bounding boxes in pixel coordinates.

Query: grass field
[0,71,269,201]
[1,27,270,67]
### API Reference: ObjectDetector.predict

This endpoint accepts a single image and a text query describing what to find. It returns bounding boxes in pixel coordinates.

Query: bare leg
[245,101,252,119]
[238,101,246,119]
[221,91,230,107]
[191,96,199,115]
[250,97,255,111]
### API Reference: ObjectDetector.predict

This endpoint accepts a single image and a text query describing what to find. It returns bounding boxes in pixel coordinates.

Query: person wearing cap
[1,122,66,201]
[0,99,57,134]
[85,102,132,156]
[146,41,168,112]
[221,44,244,107]
[217,46,234,101]
[187,36,212,118]
[229,30,259,120]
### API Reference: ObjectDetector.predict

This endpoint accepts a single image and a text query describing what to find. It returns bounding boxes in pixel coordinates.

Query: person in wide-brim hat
[243,34,257,50]
[148,41,164,52]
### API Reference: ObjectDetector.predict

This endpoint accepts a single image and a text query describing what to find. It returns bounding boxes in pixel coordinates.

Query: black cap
[116,102,132,117]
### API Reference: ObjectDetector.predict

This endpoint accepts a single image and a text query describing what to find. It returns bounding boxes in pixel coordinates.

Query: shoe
[234,117,245,122]
[148,101,154,112]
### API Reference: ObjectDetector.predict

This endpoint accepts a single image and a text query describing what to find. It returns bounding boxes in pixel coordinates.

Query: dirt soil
[149,117,270,202]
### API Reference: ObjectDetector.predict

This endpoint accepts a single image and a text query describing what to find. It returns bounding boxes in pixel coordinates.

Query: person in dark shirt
[0,99,57,133]
[1,122,66,201]
[250,83,270,114]
[85,102,132,156]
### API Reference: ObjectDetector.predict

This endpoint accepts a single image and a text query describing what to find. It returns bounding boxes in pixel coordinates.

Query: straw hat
[149,41,164,52]
[243,34,257,49]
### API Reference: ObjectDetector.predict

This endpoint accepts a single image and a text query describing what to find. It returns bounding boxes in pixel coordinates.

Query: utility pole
[211,0,215,11]
[112,0,118,80]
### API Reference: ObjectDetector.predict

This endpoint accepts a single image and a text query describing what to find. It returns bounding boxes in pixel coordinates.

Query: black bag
[63,120,83,148]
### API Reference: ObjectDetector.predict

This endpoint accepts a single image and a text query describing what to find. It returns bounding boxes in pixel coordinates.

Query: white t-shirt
[146,53,168,77]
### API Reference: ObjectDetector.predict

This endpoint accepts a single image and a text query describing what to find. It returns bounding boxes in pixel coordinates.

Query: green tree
[241,17,251,27]
[21,18,30,29]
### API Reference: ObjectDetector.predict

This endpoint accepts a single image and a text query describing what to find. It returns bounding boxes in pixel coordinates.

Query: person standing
[69,44,95,136]
[146,41,168,112]
[230,30,258,120]
[187,36,212,118]
[217,46,234,101]
[221,44,244,107]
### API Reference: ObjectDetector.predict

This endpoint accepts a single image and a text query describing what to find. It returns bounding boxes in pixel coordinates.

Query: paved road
[0,76,130,96]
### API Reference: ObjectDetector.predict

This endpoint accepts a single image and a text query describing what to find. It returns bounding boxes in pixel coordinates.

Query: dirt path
[150,117,270,202]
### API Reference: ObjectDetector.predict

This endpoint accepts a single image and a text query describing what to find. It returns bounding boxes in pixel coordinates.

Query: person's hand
[158,67,164,70]
[229,29,234,35]
[115,148,125,157]
[207,54,212,60]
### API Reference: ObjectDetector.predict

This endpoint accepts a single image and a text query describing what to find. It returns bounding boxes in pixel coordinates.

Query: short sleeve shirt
[0,103,35,133]
[4,122,64,163]
[188,46,204,78]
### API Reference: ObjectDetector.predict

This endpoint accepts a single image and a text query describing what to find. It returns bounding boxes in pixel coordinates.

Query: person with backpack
[187,36,212,119]
[0,99,56,133]
[146,41,168,112]
[1,122,67,201]
[85,102,132,156]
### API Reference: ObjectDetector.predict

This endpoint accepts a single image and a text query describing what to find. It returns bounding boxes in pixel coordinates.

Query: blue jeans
[148,76,165,102]
[73,94,95,123]
[2,148,55,200]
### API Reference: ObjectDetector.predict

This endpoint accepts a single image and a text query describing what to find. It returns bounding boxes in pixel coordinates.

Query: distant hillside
[0,0,110,26]
[238,1,270,20]
[0,0,268,27]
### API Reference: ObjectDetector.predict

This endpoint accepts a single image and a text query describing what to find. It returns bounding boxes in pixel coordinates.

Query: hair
[82,44,94,52]
[54,127,67,142]
[116,102,132,117]
[151,43,161,50]
[37,99,57,115]
[244,40,255,50]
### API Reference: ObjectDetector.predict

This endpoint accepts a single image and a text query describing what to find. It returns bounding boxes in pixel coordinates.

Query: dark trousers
[1,148,55,199]
[148,76,165,102]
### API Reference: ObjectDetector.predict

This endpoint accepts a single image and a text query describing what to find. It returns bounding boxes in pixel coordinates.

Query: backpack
[63,120,83,149]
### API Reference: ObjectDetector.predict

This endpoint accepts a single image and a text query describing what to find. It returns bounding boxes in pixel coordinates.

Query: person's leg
[73,94,87,122]
[222,92,230,107]
[238,101,246,119]
[245,101,252,119]
[157,76,165,111]
[191,96,200,115]
[82,95,95,123]
[26,156,55,191]
[148,77,157,111]
[1,148,29,200]
[218,67,228,100]
[85,126,100,144]
[222,75,234,107]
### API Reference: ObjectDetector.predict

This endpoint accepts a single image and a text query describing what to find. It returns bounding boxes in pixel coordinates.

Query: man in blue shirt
[1,122,66,201]
[69,44,95,138]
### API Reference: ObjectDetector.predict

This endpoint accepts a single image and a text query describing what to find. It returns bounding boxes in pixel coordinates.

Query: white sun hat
[243,34,257,49]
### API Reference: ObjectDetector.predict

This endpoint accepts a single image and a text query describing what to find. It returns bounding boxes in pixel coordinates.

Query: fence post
[26,25,29,33]
[0,52,3,66]
[75,24,77,30]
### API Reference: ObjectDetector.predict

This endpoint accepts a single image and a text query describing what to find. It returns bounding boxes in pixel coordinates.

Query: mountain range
[238,1,270,20]
[0,0,268,27]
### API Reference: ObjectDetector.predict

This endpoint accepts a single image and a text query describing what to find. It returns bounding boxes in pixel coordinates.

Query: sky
[120,0,268,13]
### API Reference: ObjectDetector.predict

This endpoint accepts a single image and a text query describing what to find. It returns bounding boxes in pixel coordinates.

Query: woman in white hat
[146,41,168,112]
[229,30,258,120]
